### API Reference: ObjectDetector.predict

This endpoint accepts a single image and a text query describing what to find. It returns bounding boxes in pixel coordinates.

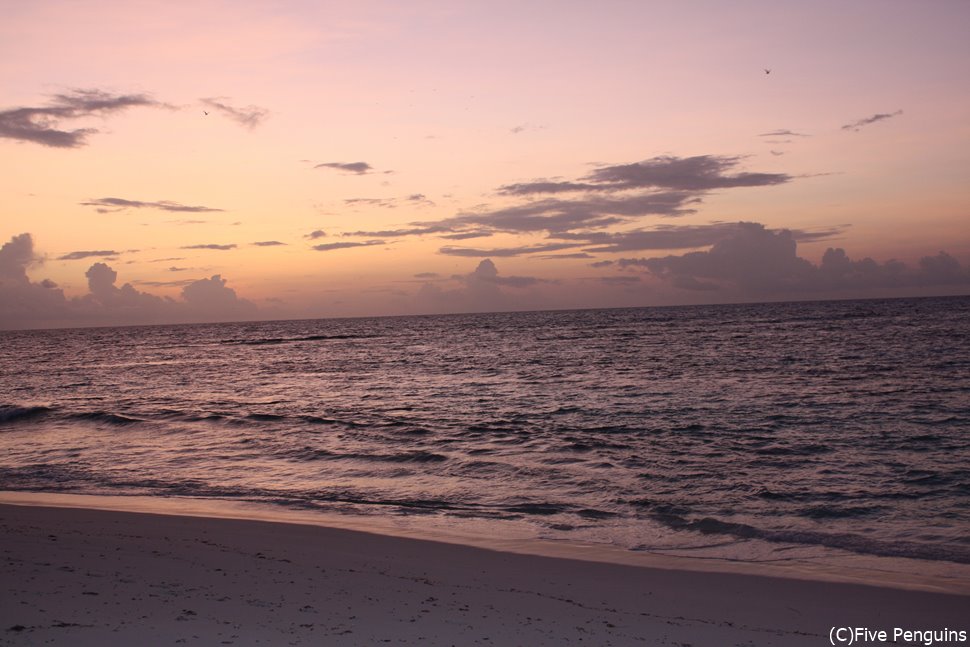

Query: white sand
[1,500,967,646]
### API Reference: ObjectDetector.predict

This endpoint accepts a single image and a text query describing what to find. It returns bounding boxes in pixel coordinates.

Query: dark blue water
[2,296,969,568]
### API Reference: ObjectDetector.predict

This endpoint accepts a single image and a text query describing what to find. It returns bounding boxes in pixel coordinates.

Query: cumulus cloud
[305,230,327,239]
[628,222,970,295]
[315,162,373,174]
[181,275,257,318]
[57,250,119,260]
[413,258,548,314]
[81,197,223,214]
[0,233,39,281]
[841,110,903,132]
[200,97,269,128]
[0,89,164,148]
[0,233,258,329]
[312,240,386,252]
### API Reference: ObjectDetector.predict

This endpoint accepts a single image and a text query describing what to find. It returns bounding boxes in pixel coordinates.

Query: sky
[2,0,969,329]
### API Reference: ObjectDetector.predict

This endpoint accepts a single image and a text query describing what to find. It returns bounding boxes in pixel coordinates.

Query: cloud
[200,97,269,128]
[630,222,970,295]
[414,272,439,279]
[412,258,550,314]
[314,162,373,174]
[341,225,450,238]
[553,222,843,254]
[81,197,223,213]
[438,231,493,240]
[0,89,164,148]
[181,275,257,317]
[333,154,791,258]
[0,233,258,329]
[509,123,546,135]
[841,110,903,132]
[584,156,791,191]
[251,241,286,247]
[181,243,237,251]
[439,242,580,257]
[344,197,397,209]
[499,155,791,195]
[0,233,40,282]
[312,240,386,252]
[432,191,696,235]
[758,129,810,138]
[305,230,327,239]
[536,253,594,260]
[460,259,545,288]
[57,250,119,260]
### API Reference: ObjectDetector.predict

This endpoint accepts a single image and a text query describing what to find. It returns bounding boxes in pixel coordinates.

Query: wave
[648,511,970,564]
[0,404,53,424]
[284,447,448,463]
[222,333,380,346]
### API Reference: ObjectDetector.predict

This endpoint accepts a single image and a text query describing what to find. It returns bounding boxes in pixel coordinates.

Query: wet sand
[1,501,967,646]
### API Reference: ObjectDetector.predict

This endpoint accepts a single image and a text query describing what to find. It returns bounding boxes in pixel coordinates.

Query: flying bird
[204,111,209,115]
[764,68,771,75]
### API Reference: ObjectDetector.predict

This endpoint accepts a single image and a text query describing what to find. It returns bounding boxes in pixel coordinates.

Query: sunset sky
[2,0,969,328]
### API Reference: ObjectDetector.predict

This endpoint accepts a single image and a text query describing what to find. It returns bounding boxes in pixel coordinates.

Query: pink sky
[2,0,969,328]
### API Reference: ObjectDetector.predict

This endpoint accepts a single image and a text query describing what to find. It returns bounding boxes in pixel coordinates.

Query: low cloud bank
[617,222,970,294]
[0,233,256,330]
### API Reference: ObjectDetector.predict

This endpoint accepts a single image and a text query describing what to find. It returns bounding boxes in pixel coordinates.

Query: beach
[2,499,967,646]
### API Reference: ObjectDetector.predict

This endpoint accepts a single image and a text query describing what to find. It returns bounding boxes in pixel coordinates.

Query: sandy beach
[1,499,967,646]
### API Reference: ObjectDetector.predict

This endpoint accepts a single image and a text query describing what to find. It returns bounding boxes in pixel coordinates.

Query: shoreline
[3,490,968,597]
[1,499,967,646]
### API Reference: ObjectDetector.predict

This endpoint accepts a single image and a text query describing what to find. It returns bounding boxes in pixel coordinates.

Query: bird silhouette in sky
[764,68,771,75]
[204,111,209,115]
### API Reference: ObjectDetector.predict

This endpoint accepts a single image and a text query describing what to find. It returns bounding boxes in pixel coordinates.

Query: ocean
[2,296,969,575]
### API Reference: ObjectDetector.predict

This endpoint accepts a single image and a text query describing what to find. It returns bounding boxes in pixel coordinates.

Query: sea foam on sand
[1,497,967,646]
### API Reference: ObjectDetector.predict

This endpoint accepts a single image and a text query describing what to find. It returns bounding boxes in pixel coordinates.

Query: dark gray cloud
[590,260,614,268]
[554,222,843,254]
[497,181,598,196]
[181,244,237,251]
[439,242,580,258]
[596,275,642,285]
[758,129,810,138]
[414,272,440,279]
[499,156,791,196]
[585,156,791,191]
[312,240,386,252]
[0,89,163,148]
[305,230,327,239]
[341,225,450,238]
[438,231,493,240]
[345,197,396,208]
[841,110,903,132]
[252,241,286,247]
[628,222,970,295]
[352,155,791,255]
[57,250,119,261]
[81,197,223,214]
[200,98,269,128]
[536,253,594,260]
[431,192,696,235]
[315,162,373,174]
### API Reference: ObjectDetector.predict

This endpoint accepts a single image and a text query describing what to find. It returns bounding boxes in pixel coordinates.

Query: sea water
[2,296,968,574]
